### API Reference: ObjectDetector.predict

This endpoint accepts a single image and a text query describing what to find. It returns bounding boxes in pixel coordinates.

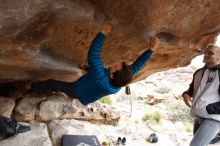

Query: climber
[29,19,160,105]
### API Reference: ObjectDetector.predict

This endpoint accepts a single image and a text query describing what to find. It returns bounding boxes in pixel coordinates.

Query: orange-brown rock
[0,0,220,82]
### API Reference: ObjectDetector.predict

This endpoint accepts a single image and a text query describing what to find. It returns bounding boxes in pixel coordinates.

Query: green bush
[142,111,163,124]
[163,100,192,123]
[185,122,193,132]
[99,96,112,105]
[142,114,151,122]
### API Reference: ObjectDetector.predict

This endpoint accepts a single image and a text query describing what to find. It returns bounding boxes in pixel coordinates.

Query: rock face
[0,0,219,82]
[15,93,120,124]
[15,96,46,121]
[0,97,15,118]
[48,119,105,146]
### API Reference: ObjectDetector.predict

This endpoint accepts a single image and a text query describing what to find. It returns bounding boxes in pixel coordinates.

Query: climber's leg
[29,79,75,97]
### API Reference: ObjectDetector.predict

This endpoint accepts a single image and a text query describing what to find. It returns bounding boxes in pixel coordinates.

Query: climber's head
[109,62,133,87]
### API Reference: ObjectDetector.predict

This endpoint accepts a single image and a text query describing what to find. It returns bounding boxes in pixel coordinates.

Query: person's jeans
[190,118,220,146]
[29,79,76,98]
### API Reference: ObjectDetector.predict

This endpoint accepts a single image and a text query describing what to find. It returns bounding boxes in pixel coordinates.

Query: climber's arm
[87,20,112,79]
[131,36,160,74]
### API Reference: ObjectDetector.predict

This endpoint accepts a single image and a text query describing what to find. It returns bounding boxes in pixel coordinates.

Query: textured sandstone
[0,0,219,82]
[15,93,120,124]
[0,97,15,118]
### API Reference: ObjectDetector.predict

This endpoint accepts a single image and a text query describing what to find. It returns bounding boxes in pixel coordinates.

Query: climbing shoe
[121,137,126,145]
[117,137,122,144]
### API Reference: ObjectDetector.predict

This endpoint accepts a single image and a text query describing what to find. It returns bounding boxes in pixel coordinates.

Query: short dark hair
[110,62,133,87]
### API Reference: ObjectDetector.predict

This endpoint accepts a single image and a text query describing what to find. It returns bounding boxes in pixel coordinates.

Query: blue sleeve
[130,49,153,74]
[88,32,106,80]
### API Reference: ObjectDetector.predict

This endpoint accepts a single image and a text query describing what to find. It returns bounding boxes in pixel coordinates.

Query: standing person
[182,44,220,146]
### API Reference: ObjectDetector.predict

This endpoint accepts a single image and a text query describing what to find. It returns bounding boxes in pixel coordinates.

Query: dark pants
[0,83,16,96]
[30,79,76,98]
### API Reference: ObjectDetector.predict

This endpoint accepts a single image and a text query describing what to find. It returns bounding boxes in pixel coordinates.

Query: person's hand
[182,93,192,108]
[101,20,112,35]
[149,36,160,51]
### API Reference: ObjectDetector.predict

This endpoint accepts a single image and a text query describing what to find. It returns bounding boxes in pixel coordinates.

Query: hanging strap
[125,85,132,117]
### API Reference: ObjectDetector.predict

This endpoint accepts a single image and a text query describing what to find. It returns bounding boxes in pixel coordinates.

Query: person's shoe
[121,137,126,145]
[210,135,220,144]
[117,137,121,144]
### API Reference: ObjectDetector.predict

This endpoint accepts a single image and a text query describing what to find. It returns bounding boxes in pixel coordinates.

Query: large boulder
[15,93,120,124]
[0,0,219,82]
[48,119,105,146]
[0,97,15,118]
[15,96,46,121]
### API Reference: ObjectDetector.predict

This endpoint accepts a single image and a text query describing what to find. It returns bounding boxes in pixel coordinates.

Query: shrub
[99,96,112,105]
[163,100,192,123]
[154,85,172,94]
[142,111,163,124]
[185,122,193,132]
